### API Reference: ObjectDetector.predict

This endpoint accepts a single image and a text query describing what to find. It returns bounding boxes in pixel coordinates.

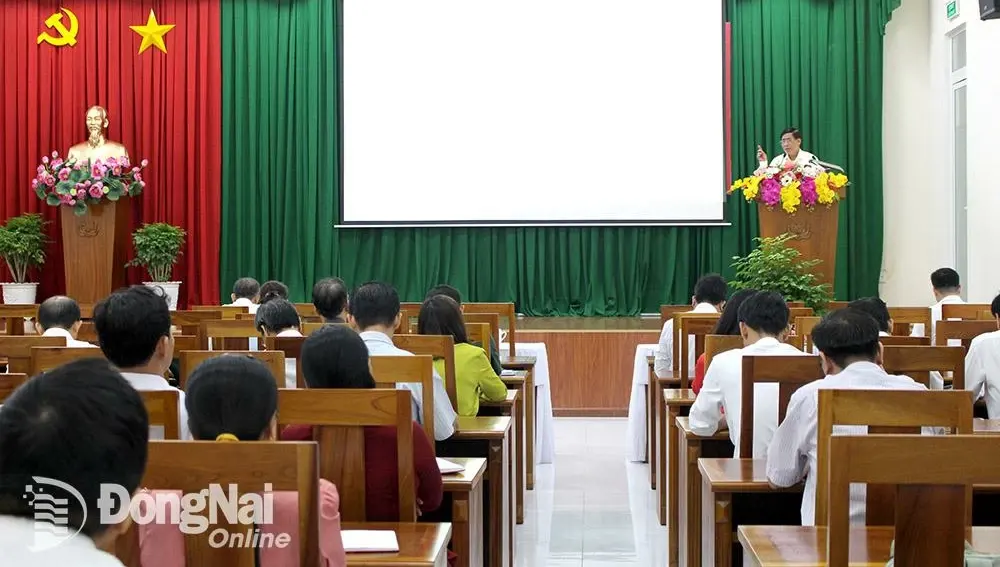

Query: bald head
[38,296,82,332]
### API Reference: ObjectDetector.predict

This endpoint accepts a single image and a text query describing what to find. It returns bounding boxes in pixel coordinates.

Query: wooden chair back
[671,312,719,374]
[816,389,973,527]
[370,355,437,445]
[392,335,457,409]
[889,306,932,337]
[463,303,517,356]
[302,322,330,336]
[881,345,966,389]
[677,315,720,388]
[172,335,200,354]
[935,319,998,349]
[76,321,98,344]
[0,336,66,373]
[794,316,822,352]
[263,336,307,388]
[177,350,285,390]
[293,303,318,319]
[397,303,422,335]
[879,335,930,346]
[235,313,256,322]
[826,301,849,311]
[113,440,320,566]
[465,322,492,355]
[198,319,261,350]
[464,312,501,348]
[0,373,28,402]
[0,305,38,335]
[787,307,814,321]
[191,305,248,320]
[826,434,998,567]
[29,347,105,376]
[170,310,224,337]
[277,388,416,522]
[786,301,806,308]
[942,303,992,321]
[981,310,996,321]
[740,355,824,457]
[659,304,692,328]
[140,390,180,440]
[704,335,743,370]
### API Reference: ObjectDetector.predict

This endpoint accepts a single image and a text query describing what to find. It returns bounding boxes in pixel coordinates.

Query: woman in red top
[281,324,444,520]
[692,289,758,393]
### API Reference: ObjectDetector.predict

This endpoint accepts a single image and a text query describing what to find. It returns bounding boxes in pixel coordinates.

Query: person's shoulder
[713,347,743,364]
[885,374,930,390]
[970,330,1000,347]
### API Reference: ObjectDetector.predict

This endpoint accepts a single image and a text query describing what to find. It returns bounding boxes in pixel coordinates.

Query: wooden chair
[787,307,814,321]
[879,335,930,346]
[277,388,417,522]
[0,305,38,335]
[704,335,742,371]
[235,312,256,322]
[0,336,66,373]
[393,334,457,409]
[370,355,436,445]
[935,319,998,350]
[942,303,992,321]
[77,321,98,344]
[739,355,825,457]
[113,440,320,566]
[463,302,517,356]
[794,316,822,352]
[293,303,318,319]
[671,312,719,375]
[676,315,719,389]
[981,310,996,321]
[170,310,224,338]
[29,347,105,376]
[881,345,966,389]
[888,306,932,337]
[465,322,492,355]
[0,373,28,402]
[177,350,285,390]
[140,390,180,440]
[826,300,849,311]
[464,312,501,348]
[786,301,806,308]
[172,335,200,354]
[826,434,999,566]
[191,305,248,320]
[396,303,422,335]
[815,389,973,527]
[659,304,692,328]
[263,335,307,388]
[197,319,261,350]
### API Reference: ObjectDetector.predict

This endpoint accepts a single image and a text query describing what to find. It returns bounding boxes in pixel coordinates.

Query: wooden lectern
[61,201,132,304]
[757,201,840,287]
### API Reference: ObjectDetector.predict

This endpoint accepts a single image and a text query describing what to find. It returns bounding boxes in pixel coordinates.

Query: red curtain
[0,0,220,306]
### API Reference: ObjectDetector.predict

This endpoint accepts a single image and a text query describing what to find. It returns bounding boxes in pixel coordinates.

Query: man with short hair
[688,291,805,457]
[36,296,96,348]
[911,267,964,343]
[0,358,148,565]
[312,277,349,324]
[767,310,927,525]
[351,281,457,440]
[847,297,893,336]
[654,274,727,378]
[964,293,1000,418]
[94,286,189,440]
[425,284,503,374]
[227,277,261,314]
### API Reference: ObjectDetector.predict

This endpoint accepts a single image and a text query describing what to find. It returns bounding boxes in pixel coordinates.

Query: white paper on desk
[341,530,399,553]
[500,369,517,377]
[436,457,465,474]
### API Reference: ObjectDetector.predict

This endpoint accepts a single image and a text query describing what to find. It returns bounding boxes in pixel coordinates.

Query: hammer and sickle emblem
[37,7,79,47]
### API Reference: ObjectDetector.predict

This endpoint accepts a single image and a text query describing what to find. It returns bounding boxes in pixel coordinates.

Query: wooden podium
[757,201,840,287]
[61,200,132,305]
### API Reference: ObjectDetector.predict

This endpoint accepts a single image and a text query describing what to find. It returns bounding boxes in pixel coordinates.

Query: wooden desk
[738,525,1000,566]
[676,417,733,567]
[500,356,536,491]
[344,522,452,567]
[975,418,1000,433]
[480,388,523,524]
[437,416,513,567]
[659,389,696,527]
[647,357,682,490]
[442,458,487,567]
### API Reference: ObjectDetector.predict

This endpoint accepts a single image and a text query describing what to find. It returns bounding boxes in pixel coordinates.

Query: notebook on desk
[437,457,464,474]
[341,530,399,553]
[500,369,517,376]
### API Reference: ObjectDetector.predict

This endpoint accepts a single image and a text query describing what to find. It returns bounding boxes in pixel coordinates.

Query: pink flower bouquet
[32,152,148,216]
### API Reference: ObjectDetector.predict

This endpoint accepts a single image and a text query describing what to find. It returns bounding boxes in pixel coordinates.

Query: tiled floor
[515,418,667,566]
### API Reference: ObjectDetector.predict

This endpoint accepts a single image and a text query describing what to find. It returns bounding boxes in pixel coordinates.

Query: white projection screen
[341,0,726,226]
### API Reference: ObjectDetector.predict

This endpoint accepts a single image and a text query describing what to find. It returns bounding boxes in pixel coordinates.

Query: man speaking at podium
[756,127,817,171]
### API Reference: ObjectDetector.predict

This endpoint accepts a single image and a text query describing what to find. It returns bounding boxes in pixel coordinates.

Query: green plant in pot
[127,223,186,310]
[730,233,831,313]
[0,213,49,304]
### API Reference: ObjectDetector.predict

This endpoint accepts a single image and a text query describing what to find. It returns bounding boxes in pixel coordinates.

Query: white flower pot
[2,283,38,305]
[144,281,181,311]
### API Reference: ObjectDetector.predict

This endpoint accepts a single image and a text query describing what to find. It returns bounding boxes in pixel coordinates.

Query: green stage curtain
[219,0,896,315]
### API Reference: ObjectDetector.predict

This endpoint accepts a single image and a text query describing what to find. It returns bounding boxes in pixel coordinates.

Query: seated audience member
[35,295,97,348]
[847,297,893,336]
[418,294,508,416]
[654,274,727,378]
[692,289,757,393]
[767,309,927,525]
[350,281,456,440]
[0,359,148,565]
[259,280,289,305]
[965,292,1000,418]
[313,277,349,324]
[911,267,964,342]
[94,286,190,440]
[140,356,345,567]
[688,291,804,457]
[282,325,444,520]
[227,277,261,314]
[426,284,503,374]
[256,298,303,388]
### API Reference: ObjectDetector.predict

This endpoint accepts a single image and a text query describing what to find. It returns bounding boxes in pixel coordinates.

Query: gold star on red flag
[130,9,175,54]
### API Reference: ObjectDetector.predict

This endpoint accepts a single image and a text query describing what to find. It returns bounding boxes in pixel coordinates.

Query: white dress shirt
[0,515,125,566]
[120,372,191,441]
[766,361,927,525]
[226,297,258,314]
[966,329,1000,418]
[688,337,807,458]
[40,327,96,349]
[361,331,457,440]
[276,328,303,389]
[910,294,964,344]
[653,303,718,378]
[759,150,817,170]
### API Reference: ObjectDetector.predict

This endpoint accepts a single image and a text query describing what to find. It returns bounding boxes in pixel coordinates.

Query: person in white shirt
[255,298,303,388]
[911,267,964,343]
[351,281,457,441]
[756,127,818,171]
[654,274,727,378]
[94,285,190,440]
[226,277,261,315]
[965,293,1000,417]
[36,296,97,348]
[689,291,806,457]
[849,297,944,389]
[0,358,149,566]
[766,310,927,526]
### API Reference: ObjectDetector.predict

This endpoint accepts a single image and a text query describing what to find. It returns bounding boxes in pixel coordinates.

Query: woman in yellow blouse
[418,295,508,416]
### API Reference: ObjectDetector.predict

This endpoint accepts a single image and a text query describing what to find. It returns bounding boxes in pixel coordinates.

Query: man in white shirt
[654,274,727,378]
[911,267,964,343]
[351,281,457,441]
[225,277,260,314]
[846,297,893,337]
[0,358,148,566]
[689,291,806,457]
[94,285,190,440]
[36,296,97,348]
[965,294,1000,418]
[756,127,818,171]
[767,310,927,525]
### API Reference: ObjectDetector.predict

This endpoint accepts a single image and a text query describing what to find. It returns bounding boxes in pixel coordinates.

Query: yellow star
[130,9,175,54]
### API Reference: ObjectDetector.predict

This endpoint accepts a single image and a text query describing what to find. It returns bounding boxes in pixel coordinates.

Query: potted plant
[0,213,48,304]
[730,233,831,312]
[127,223,186,310]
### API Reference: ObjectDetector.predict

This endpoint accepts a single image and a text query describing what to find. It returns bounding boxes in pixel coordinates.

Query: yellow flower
[742,176,761,201]
[816,175,837,205]
[829,173,849,188]
[729,177,745,194]
[780,181,802,213]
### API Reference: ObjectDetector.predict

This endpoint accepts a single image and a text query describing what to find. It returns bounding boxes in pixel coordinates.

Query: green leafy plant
[127,223,186,282]
[0,213,49,283]
[730,233,831,312]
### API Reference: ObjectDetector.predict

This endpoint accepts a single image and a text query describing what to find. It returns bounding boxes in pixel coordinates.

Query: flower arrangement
[32,151,149,216]
[728,162,848,214]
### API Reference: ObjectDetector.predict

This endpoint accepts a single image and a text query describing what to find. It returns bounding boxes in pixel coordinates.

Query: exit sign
[947,0,959,19]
